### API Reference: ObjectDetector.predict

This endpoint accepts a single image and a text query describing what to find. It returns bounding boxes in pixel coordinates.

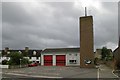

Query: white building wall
[0,57,10,63]
[41,51,80,66]
[32,57,36,61]
[2,57,10,61]
[24,57,29,59]
[53,55,56,66]
[0,57,41,63]
[29,57,41,63]
[66,52,80,66]
[0,56,41,63]
[2,57,7,60]
[41,54,44,65]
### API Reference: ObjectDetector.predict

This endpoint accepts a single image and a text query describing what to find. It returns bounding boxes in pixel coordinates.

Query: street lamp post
[95,64,100,80]
[97,66,100,80]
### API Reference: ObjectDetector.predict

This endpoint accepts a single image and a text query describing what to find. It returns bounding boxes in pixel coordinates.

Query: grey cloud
[119,2,120,37]
[2,2,118,51]
[92,2,118,50]
[2,3,35,26]
[0,2,2,49]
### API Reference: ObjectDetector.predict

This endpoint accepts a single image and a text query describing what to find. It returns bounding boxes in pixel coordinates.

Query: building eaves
[42,47,80,53]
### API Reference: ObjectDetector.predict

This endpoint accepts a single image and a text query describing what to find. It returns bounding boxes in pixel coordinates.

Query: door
[56,55,66,66]
[44,55,53,66]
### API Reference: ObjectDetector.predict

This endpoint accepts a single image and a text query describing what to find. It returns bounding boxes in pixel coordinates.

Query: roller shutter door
[44,55,53,66]
[56,55,66,66]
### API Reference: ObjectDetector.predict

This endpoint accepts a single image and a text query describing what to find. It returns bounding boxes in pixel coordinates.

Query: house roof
[1,49,42,57]
[113,47,120,60]
[42,47,80,53]
[28,50,42,57]
[1,47,80,56]
[113,47,119,53]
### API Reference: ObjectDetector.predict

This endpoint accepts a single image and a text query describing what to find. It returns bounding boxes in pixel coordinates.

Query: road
[1,65,119,80]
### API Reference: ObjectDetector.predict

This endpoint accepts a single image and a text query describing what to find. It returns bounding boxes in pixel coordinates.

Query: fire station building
[41,48,80,66]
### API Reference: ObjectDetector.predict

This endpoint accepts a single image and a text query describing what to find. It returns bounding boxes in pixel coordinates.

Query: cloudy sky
[2,1,119,51]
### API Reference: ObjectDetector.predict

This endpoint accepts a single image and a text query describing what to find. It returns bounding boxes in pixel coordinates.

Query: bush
[2,60,8,65]
[28,61,32,64]
[21,58,29,65]
[8,52,23,65]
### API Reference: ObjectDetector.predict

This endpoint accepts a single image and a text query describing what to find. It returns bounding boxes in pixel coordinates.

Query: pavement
[1,64,119,79]
[2,66,97,78]
[99,64,118,78]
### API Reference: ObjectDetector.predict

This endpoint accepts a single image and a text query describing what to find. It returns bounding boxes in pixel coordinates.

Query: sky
[118,2,120,41]
[1,1,119,51]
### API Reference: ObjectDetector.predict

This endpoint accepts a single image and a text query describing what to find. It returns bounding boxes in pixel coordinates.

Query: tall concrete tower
[80,16,94,68]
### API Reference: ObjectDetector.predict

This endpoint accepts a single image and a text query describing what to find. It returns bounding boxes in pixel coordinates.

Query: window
[29,57,31,59]
[69,60,77,64]
[36,57,39,59]
[36,61,39,63]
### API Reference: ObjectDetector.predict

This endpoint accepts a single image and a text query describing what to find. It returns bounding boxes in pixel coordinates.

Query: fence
[9,65,28,69]
[0,65,9,68]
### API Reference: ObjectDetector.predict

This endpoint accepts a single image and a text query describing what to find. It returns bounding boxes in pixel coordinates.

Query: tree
[8,52,23,65]
[8,52,30,66]
[101,47,111,60]
[21,58,29,65]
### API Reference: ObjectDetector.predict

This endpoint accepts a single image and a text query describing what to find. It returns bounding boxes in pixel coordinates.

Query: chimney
[5,47,9,52]
[25,47,29,52]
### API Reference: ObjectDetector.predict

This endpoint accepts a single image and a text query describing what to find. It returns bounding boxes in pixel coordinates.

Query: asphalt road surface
[1,65,119,80]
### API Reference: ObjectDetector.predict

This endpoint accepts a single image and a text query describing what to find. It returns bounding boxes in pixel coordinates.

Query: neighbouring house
[0,47,11,63]
[0,47,41,64]
[41,47,80,66]
[94,49,113,60]
[0,47,80,66]
[28,50,41,64]
[94,49,102,59]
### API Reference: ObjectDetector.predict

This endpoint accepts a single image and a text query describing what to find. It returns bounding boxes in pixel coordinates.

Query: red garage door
[44,55,53,66]
[56,55,66,66]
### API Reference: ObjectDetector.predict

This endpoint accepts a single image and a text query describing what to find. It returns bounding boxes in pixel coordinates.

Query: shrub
[21,58,29,65]
[2,60,8,65]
